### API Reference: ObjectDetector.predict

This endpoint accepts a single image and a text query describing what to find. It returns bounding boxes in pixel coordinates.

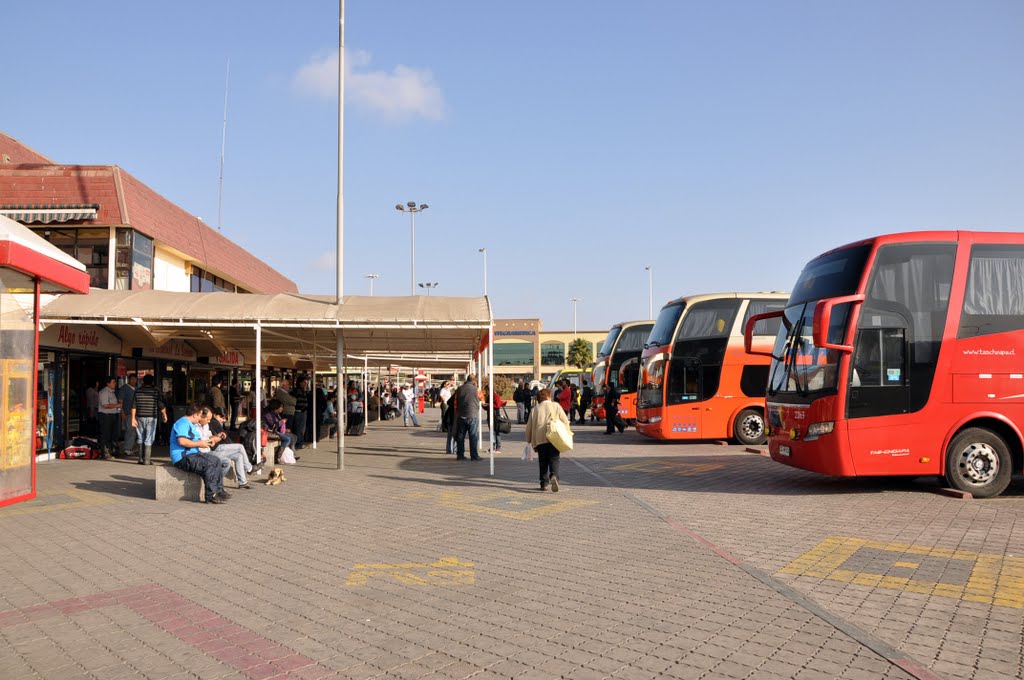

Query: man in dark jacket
[579,379,593,425]
[453,375,482,461]
[604,383,625,434]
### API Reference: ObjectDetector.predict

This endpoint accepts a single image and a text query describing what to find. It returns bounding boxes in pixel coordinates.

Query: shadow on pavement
[71,474,152,499]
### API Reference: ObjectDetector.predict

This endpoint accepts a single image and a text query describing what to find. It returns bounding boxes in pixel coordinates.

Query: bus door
[844,242,956,475]
[666,356,701,435]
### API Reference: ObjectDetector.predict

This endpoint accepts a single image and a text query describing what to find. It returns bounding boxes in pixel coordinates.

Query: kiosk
[0,215,89,508]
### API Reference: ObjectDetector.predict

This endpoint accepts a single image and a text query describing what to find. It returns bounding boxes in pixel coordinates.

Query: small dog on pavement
[265,468,287,486]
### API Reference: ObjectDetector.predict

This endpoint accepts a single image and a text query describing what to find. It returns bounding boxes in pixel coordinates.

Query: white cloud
[312,251,336,272]
[293,48,444,122]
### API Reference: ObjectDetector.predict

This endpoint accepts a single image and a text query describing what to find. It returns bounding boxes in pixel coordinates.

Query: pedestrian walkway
[2,409,1022,679]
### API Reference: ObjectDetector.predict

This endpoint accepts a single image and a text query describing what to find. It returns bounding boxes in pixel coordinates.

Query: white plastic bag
[278,446,297,465]
[521,443,534,461]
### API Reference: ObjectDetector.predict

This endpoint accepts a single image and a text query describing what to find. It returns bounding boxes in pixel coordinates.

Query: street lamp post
[478,247,487,296]
[395,201,428,295]
[418,282,439,296]
[365,273,379,296]
[644,265,653,319]
[570,297,582,338]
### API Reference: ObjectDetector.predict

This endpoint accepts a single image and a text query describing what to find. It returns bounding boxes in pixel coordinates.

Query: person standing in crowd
[97,376,121,459]
[401,383,420,427]
[557,379,573,417]
[483,378,505,454]
[454,375,483,461]
[170,403,229,504]
[527,381,538,422]
[578,379,593,425]
[131,375,166,465]
[209,376,226,414]
[118,373,138,457]
[525,388,570,492]
[291,378,309,449]
[274,378,297,440]
[604,382,625,434]
[513,381,527,424]
[229,378,242,430]
[439,381,453,425]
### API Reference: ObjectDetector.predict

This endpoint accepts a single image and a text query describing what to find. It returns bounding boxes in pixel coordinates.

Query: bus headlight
[806,421,834,439]
[649,416,662,424]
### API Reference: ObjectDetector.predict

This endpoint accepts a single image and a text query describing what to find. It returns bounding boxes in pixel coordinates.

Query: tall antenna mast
[217,59,230,231]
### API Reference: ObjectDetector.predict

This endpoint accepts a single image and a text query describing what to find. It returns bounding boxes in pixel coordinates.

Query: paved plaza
[2,410,1023,680]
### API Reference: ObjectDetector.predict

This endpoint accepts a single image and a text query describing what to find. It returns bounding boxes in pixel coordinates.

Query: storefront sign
[40,324,122,355]
[147,340,198,362]
[208,350,245,367]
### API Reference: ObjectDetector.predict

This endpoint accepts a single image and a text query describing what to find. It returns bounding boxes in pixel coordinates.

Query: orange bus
[591,320,653,423]
[636,292,788,444]
[745,230,1024,498]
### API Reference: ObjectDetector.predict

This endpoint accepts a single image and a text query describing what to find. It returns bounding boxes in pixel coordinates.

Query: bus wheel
[945,428,1012,499]
[734,408,766,446]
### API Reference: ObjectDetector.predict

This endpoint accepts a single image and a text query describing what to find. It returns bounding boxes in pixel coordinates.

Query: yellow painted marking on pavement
[780,536,1024,609]
[1,488,118,517]
[438,490,597,521]
[608,460,724,476]
[345,557,475,586]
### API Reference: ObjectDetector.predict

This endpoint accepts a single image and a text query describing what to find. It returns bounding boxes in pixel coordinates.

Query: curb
[744,447,769,456]
[934,487,973,500]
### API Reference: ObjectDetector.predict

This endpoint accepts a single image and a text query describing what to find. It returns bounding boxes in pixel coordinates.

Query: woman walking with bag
[525,388,571,492]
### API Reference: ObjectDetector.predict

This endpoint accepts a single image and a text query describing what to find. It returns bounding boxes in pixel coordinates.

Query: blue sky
[3,1,1022,332]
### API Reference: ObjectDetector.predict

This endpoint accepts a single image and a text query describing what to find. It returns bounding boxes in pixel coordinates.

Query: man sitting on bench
[170,402,230,504]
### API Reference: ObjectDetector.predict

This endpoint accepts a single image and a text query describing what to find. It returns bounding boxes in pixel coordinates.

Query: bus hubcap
[960,443,998,484]
[742,415,763,439]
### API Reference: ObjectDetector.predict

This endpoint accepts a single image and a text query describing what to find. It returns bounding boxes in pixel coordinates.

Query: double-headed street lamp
[395,201,428,295]
[570,297,582,337]
[418,282,439,296]
[365,273,379,296]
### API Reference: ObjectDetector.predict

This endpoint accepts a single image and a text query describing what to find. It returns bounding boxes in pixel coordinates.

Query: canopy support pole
[342,331,350,471]
[255,324,262,468]
[363,355,369,432]
[488,324,494,476]
[311,330,317,450]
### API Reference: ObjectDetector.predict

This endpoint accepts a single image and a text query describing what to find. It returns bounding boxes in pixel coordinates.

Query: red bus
[636,292,788,444]
[591,320,654,423]
[745,230,1024,498]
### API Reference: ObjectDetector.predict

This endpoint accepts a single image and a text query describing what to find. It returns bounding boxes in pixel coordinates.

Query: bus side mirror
[812,294,864,352]
[744,310,784,356]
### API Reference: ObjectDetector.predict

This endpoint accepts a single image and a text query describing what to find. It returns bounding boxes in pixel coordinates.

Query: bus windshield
[597,328,621,358]
[646,302,685,348]
[767,302,852,398]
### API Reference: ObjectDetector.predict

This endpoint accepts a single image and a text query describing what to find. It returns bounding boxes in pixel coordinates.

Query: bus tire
[945,428,1012,499]
[733,408,766,446]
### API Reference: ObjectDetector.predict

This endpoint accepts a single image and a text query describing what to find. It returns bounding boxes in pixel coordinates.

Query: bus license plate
[778,445,791,457]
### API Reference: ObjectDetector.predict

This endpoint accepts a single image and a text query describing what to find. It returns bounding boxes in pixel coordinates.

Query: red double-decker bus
[591,320,653,423]
[745,230,1024,498]
[636,292,788,444]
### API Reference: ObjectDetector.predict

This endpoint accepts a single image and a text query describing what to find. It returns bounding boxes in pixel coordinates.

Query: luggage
[545,417,574,453]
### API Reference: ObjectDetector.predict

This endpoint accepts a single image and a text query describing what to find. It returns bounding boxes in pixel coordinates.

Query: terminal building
[0,132,297,454]
[492,318,606,383]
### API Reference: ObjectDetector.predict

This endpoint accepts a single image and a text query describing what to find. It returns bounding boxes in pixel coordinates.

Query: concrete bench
[154,464,207,502]
[154,458,255,501]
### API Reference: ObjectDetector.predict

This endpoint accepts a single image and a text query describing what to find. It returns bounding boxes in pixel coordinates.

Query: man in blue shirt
[170,403,230,504]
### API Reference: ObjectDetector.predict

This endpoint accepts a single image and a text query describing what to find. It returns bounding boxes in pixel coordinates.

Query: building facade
[493,318,606,383]
[0,132,297,454]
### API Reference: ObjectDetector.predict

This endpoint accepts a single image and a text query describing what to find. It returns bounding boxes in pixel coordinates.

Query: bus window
[743,299,787,336]
[667,357,700,404]
[959,244,1024,338]
[618,357,640,394]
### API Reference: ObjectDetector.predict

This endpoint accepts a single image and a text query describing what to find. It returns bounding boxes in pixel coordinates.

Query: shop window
[541,342,565,366]
[494,341,534,366]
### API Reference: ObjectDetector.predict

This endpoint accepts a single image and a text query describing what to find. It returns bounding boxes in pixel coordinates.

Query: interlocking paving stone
[5,416,1023,678]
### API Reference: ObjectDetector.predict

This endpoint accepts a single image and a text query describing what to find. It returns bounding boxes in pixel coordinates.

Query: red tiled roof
[118,170,297,293]
[0,132,297,294]
[0,132,54,165]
